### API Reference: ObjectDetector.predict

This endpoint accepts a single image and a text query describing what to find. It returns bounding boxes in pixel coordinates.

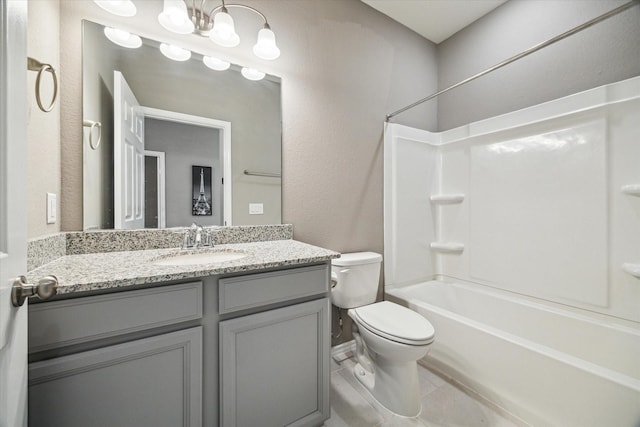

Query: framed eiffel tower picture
[192,165,212,216]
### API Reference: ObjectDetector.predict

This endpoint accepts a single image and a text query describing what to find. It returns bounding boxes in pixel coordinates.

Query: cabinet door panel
[220,299,330,427]
[28,327,202,427]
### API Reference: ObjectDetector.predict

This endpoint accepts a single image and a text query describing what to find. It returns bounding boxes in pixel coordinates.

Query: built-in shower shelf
[621,185,640,196]
[622,263,640,279]
[430,194,465,204]
[430,242,464,253]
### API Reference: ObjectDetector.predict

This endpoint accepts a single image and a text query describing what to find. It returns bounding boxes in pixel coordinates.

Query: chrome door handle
[11,275,58,307]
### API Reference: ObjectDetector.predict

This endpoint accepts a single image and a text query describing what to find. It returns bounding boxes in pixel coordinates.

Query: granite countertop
[27,240,340,296]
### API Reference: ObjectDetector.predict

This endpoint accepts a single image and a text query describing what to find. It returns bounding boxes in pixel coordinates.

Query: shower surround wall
[383,77,640,426]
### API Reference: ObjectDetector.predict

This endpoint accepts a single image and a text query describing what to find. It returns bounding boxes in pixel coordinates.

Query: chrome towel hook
[83,120,103,150]
[27,56,58,113]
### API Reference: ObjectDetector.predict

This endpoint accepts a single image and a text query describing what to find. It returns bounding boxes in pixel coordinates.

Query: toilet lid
[353,301,435,346]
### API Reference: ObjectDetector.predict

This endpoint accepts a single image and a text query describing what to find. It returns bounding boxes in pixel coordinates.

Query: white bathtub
[386,280,640,427]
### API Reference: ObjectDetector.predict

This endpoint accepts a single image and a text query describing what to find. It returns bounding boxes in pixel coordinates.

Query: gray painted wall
[56,0,439,246]
[27,0,61,238]
[33,0,640,246]
[145,118,223,227]
[436,0,640,130]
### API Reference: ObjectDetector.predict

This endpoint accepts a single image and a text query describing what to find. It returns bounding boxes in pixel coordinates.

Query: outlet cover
[249,203,264,215]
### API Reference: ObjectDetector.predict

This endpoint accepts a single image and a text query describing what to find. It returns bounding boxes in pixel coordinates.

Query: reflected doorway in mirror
[192,166,213,216]
[144,150,166,228]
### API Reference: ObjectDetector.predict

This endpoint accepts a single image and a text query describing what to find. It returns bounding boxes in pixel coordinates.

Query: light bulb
[210,10,240,47]
[253,26,280,60]
[93,0,136,17]
[241,67,265,81]
[159,43,192,61]
[103,27,142,49]
[170,13,184,26]
[158,0,195,34]
[203,56,231,71]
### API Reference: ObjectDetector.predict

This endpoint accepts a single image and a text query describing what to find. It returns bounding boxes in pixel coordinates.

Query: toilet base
[352,357,422,417]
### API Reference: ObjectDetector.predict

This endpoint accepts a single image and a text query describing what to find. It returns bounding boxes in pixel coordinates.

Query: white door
[114,71,145,229]
[0,1,29,426]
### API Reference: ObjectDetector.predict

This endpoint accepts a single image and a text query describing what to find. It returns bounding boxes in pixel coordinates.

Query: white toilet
[331,252,435,417]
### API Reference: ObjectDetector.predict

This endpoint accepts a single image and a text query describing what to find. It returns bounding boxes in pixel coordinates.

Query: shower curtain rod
[385,0,639,122]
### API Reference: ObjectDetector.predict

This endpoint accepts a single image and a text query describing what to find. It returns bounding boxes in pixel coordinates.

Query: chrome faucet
[182,223,213,249]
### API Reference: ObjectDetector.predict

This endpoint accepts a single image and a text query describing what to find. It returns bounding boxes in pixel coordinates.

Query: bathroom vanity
[26,236,337,427]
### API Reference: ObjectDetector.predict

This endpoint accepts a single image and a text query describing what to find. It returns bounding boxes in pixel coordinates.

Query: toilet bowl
[348,301,434,416]
[331,252,435,417]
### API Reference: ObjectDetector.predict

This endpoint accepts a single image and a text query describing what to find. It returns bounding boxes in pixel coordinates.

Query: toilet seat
[352,301,435,346]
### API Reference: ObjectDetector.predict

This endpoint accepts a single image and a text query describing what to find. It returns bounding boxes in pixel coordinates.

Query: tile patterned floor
[326,355,529,427]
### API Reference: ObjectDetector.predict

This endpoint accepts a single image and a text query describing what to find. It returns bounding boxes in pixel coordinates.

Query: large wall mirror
[82,20,282,230]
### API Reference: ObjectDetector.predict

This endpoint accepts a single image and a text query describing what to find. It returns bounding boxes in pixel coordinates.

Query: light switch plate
[46,193,57,224]
[249,203,264,215]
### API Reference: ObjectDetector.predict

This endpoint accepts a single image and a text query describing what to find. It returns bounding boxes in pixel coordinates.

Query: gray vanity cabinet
[218,264,331,427]
[27,282,204,427]
[27,263,331,427]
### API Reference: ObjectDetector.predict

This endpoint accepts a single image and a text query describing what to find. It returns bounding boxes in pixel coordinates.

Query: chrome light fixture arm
[194,0,208,30]
[188,0,271,36]
[206,0,281,59]
[186,0,213,35]
[187,0,270,35]
[209,1,270,27]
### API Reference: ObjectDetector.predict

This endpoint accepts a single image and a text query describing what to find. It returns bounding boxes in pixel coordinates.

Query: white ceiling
[361,0,508,44]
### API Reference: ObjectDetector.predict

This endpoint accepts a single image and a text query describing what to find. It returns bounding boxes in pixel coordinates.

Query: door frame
[141,107,232,226]
[143,150,166,229]
[0,1,29,426]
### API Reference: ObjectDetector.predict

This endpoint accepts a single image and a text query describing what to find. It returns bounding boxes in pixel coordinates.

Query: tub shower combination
[383,77,640,427]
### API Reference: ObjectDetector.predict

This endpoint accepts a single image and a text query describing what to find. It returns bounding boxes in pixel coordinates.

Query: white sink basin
[154,251,247,266]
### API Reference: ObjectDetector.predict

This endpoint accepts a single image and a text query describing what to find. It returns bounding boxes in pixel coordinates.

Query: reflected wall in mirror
[82,20,282,230]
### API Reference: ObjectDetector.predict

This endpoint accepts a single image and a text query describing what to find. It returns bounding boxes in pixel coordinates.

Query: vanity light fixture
[252,25,280,60]
[158,0,196,34]
[93,0,137,17]
[157,0,281,60]
[160,43,192,61]
[240,67,265,81]
[210,7,240,47]
[103,27,142,49]
[203,55,231,71]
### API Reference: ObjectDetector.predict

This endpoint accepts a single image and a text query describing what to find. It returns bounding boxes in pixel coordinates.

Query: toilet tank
[331,252,383,309]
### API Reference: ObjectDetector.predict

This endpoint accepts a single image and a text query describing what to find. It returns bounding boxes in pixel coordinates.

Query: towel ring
[27,57,58,113]
[83,120,103,150]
